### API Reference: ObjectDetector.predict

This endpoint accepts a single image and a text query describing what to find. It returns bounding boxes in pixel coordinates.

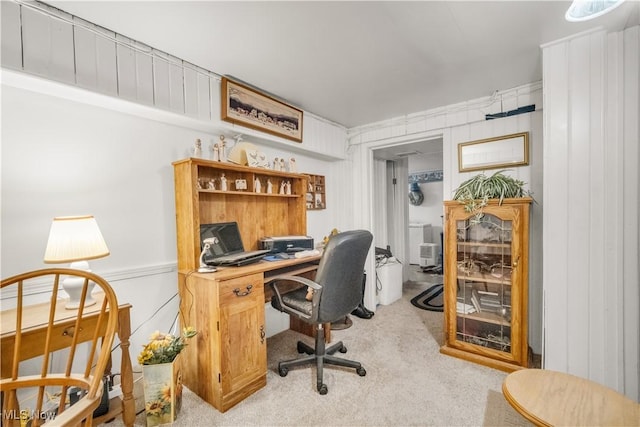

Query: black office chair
[269,229,373,395]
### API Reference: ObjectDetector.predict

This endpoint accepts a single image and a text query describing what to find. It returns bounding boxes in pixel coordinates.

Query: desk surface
[502,369,640,427]
[182,255,322,282]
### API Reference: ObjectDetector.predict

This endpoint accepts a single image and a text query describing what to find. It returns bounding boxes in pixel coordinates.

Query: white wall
[542,26,639,400]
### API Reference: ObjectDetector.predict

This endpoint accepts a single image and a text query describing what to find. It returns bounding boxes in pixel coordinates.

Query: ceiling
[46,1,639,129]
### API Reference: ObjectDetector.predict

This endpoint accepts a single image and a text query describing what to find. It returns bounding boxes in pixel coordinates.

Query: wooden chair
[1,268,119,426]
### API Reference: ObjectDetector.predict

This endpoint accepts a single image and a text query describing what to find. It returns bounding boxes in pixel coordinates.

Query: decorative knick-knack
[267,179,273,194]
[211,143,220,161]
[220,173,227,191]
[289,157,297,173]
[219,135,227,162]
[279,180,286,195]
[193,139,202,158]
[286,181,292,195]
[273,157,280,171]
[254,178,261,193]
[208,179,216,190]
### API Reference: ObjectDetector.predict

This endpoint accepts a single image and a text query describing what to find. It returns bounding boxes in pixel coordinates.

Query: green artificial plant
[453,169,530,219]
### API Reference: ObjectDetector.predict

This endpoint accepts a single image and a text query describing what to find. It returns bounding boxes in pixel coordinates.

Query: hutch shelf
[440,198,532,372]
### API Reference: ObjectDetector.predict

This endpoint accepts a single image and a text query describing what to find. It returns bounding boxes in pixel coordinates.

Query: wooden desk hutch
[172,158,316,412]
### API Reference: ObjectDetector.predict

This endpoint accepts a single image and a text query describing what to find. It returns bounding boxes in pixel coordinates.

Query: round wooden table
[503,369,639,426]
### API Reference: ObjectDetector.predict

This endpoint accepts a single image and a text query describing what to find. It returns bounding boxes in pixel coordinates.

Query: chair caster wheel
[356,367,366,376]
[339,345,347,353]
[318,384,328,395]
[279,366,289,377]
[296,342,307,354]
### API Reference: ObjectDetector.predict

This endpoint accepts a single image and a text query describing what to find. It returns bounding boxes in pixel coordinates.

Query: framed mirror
[458,132,529,172]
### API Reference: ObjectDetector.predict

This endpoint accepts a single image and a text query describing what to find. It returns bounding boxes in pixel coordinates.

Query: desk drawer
[219,273,264,305]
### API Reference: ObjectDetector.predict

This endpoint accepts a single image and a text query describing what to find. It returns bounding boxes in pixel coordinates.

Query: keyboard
[209,249,270,266]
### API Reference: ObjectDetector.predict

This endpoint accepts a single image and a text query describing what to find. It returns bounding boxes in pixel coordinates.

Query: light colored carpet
[103,275,510,426]
[482,390,535,427]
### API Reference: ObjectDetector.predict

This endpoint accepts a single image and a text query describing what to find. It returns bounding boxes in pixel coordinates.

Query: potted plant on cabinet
[453,169,531,220]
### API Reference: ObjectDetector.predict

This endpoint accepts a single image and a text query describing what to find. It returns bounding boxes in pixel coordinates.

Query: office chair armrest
[268,275,323,321]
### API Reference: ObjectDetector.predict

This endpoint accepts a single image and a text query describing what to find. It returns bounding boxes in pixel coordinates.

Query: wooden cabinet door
[217,273,267,405]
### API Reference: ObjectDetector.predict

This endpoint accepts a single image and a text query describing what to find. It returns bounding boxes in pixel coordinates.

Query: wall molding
[0,262,177,300]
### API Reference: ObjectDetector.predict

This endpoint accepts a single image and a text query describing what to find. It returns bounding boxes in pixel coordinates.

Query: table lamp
[43,215,110,309]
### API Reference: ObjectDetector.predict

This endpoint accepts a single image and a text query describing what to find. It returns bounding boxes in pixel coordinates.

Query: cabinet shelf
[456,241,511,249]
[441,198,531,373]
[198,189,301,198]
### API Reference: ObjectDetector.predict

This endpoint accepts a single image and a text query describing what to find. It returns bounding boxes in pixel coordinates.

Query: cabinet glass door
[455,213,513,353]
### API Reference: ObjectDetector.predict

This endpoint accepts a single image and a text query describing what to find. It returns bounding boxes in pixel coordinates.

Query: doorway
[371,137,444,284]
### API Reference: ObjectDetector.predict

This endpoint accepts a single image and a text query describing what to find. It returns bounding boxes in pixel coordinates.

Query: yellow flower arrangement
[138,327,197,365]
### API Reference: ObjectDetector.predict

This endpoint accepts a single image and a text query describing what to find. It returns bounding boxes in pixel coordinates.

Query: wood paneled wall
[542,26,639,400]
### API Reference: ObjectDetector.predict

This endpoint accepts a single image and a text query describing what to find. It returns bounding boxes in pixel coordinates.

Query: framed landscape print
[221,77,303,143]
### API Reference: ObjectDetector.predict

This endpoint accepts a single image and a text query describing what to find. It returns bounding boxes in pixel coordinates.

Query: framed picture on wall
[221,77,303,143]
[458,132,529,172]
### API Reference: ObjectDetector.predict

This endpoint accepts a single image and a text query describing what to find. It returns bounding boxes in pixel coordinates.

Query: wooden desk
[503,369,640,426]
[0,294,136,427]
[178,255,321,412]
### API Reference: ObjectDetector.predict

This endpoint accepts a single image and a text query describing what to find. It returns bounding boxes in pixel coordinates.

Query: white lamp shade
[44,215,110,264]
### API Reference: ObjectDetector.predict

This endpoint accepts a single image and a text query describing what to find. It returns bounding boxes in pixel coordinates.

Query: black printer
[259,235,314,254]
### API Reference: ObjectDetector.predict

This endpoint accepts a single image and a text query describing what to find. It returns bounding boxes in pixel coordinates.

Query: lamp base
[63,261,97,310]
[65,295,96,310]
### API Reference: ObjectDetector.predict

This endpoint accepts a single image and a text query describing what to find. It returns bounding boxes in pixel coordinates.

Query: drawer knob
[233,285,253,297]
[63,326,82,337]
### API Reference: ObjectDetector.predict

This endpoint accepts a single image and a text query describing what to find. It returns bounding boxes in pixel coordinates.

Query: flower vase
[142,354,183,426]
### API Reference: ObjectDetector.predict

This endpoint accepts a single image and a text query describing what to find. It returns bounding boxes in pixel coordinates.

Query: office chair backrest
[313,230,373,323]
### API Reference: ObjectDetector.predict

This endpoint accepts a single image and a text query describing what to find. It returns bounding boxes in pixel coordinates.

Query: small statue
[208,179,216,190]
[286,181,292,195]
[280,158,286,171]
[289,157,297,173]
[193,139,202,158]
[254,178,261,193]
[220,173,227,191]
[273,157,280,171]
[211,143,220,161]
[279,180,286,195]
[267,179,273,194]
[219,135,226,162]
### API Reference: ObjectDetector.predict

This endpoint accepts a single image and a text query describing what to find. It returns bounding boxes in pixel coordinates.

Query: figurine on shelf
[211,143,220,161]
[220,173,227,191]
[219,135,227,162]
[273,157,280,171]
[289,157,297,173]
[267,179,273,194]
[286,181,292,195]
[193,139,202,158]
[254,178,261,193]
[279,180,286,195]
[208,179,216,190]
[280,158,286,171]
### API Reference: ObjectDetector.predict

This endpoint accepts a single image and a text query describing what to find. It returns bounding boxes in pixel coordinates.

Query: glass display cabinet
[440,198,532,372]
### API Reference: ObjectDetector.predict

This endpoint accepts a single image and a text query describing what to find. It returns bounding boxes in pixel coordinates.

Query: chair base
[277,324,366,394]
